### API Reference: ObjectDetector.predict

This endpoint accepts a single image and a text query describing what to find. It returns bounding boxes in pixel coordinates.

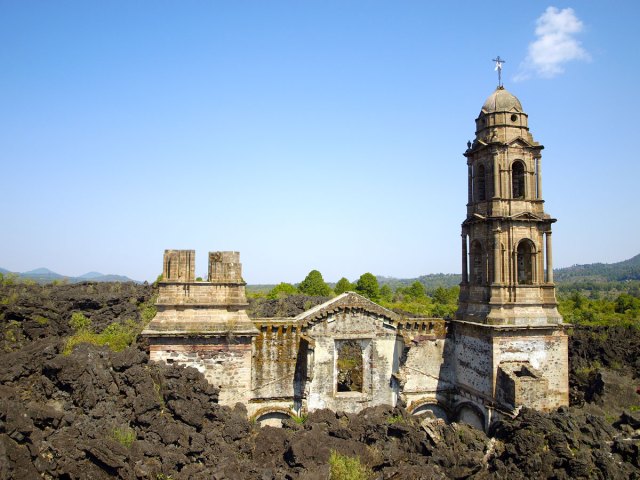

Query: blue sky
[1,2,639,283]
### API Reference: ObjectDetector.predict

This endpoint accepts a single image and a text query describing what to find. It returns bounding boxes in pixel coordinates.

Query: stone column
[461,233,468,283]
[493,156,500,198]
[468,165,473,204]
[493,228,501,283]
[536,157,543,199]
[545,230,554,283]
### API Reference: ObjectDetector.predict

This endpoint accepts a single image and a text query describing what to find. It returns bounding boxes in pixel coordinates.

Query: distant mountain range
[0,267,138,284]
[3,253,639,287]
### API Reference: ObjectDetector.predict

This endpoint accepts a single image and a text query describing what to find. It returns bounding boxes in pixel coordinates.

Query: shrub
[139,298,157,324]
[329,450,371,480]
[268,282,299,299]
[69,312,91,331]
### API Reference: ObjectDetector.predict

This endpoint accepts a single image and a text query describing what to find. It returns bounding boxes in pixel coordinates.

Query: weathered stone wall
[492,327,568,410]
[451,322,494,400]
[251,319,300,402]
[149,336,253,405]
[305,310,400,413]
[156,283,248,307]
[397,320,454,412]
[163,249,195,283]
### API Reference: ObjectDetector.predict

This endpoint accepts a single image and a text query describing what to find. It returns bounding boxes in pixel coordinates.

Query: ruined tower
[142,250,259,405]
[451,86,569,424]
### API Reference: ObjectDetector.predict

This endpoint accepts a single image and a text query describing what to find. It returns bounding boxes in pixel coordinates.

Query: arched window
[470,241,484,285]
[517,240,535,285]
[476,164,486,201]
[512,161,525,199]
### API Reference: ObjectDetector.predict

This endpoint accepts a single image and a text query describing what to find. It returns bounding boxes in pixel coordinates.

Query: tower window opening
[512,162,525,199]
[476,164,486,201]
[517,240,534,285]
[336,340,363,392]
[470,241,484,285]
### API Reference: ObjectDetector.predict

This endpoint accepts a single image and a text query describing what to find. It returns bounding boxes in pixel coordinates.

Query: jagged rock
[0,282,639,479]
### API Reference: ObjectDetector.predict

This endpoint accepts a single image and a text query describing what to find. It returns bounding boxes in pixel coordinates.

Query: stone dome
[481,86,523,114]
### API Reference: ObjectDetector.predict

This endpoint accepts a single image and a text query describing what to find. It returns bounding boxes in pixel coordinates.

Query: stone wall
[492,327,568,410]
[399,320,454,413]
[251,319,301,403]
[149,336,253,405]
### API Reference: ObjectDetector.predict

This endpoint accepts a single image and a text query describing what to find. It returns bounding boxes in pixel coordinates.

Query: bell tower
[456,86,562,325]
[450,81,568,421]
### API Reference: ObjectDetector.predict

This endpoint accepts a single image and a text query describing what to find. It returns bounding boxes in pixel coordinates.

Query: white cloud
[515,6,590,81]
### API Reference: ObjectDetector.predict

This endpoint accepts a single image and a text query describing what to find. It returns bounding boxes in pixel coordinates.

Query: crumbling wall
[399,320,454,410]
[492,327,568,410]
[149,336,253,405]
[451,323,493,399]
[251,319,300,402]
[305,310,400,413]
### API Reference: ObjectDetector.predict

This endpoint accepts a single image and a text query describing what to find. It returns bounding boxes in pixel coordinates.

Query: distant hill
[554,254,640,283]
[78,271,105,279]
[377,273,461,290]
[0,267,139,284]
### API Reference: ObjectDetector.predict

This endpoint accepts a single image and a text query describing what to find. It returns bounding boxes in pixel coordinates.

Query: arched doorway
[456,403,485,430]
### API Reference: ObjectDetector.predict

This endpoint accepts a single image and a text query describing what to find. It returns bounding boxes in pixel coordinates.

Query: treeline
[250,270,459,318]
[558,289,640,328]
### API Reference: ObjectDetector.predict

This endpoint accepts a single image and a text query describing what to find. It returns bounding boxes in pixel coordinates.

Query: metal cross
[492,56,505,87]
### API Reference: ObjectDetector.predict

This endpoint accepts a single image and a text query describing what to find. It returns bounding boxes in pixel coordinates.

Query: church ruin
[142,86,569,430]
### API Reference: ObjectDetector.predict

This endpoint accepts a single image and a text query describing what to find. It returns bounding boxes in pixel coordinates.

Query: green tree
[356,273,379,301]
[406,281,427,299]
[268,282,299,299]
[379,284,393,302]
[298,270,331,296]
[334,277,354,295]
[433,286,459,305]
[614,293,640,313]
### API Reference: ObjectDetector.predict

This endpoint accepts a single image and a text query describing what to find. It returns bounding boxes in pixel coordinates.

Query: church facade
[142,87,568,430]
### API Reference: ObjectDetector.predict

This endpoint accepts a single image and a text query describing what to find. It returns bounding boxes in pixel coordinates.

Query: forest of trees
[250,269,640,326]
[253,270,461,318]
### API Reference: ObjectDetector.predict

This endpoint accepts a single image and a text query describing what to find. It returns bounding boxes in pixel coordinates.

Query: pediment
[507,137,535,148]
[510,211,543,221]
[295,292,399,328]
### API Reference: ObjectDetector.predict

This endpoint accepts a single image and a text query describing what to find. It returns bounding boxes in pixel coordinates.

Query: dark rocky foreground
[1,283,639,479]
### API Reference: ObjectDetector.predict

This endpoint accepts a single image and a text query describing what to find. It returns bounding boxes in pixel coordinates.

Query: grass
[386,414,406,425]
[329,450,372,480]
[112,426,136,448]
[63,317,141,355]
[292,413,308,424]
